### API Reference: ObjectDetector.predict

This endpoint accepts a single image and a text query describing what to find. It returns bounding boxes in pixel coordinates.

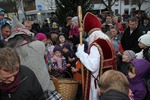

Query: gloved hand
[77,44,84,52]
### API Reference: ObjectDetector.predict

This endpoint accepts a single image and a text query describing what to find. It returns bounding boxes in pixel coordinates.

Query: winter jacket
[16,40,55,91]
[0,65,45,100]
[128,59,150,100]
[140,24,150,34]
[121,27,143,53]
[100,89,130,100]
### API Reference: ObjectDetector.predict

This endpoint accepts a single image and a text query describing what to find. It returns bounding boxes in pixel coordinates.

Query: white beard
[86,30,110,45]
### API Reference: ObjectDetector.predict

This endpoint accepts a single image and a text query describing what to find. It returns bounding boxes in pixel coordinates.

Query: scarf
[0,73,20,94]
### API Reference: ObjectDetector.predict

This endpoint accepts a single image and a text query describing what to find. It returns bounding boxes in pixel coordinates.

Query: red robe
[83,38,117,100]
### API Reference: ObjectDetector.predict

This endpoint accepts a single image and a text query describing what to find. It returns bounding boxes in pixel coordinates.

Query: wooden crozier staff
[77,6,84,94]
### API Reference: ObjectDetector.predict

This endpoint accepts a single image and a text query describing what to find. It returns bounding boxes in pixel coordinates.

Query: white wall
[93,0,150,15]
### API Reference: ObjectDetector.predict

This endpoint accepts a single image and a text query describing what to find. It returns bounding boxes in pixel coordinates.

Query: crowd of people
[0,7,150,100]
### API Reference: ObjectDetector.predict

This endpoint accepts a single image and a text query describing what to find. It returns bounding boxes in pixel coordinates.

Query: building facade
[18,0,56,22]
[93,0,150,16]
[18,0,150,22]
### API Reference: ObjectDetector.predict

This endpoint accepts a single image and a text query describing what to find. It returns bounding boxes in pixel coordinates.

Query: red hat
[83,12,102,35]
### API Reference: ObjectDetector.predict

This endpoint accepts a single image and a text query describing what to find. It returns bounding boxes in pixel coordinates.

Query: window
[124,0,129,5]
[115,9,118,15]
[131,8,136,11]
[124,9,129,15]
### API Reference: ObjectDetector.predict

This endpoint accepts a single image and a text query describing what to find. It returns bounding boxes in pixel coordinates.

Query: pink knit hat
[35,33,47,41]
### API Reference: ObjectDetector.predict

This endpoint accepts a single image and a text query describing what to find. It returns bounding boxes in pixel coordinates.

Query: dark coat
[0,65,45,100]
[61,25,70,38]
[100,89,130,100]
[140,24,150,34]
[121,27,143,53]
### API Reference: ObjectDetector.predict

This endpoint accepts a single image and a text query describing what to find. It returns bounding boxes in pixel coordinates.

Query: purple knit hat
[123,50,136,60]
[62,43,71,50]
[53,46,62,53]
[35,33,47,41]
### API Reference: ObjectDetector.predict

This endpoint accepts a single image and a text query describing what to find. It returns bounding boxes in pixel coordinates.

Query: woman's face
[1,26,11,39]
[59,35,65,43]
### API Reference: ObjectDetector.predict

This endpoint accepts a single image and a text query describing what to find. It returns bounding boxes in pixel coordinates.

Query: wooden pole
[77,6,84,95]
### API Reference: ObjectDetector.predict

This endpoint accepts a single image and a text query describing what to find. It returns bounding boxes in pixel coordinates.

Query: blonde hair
[129,63,136,74]
[99,70,130,94]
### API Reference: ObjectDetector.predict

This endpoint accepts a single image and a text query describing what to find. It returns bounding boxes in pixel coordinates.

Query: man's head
[0,48,20,84]
[66,16,72,26]
[129,17,138,31]
[143,18,149,25]
[113,15,119,23]
[0,9,4,20]
[106,15,113,24]
[24,20,32,31]
[110,26,119,37]
[1,23,11,39]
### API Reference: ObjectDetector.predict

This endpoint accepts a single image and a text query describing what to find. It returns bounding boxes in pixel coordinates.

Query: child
[127,59,150,100]
[62,43,76,66]
[122,50,136,62]
[58,33,68,46]
[119,50,136,75]
[62,43,77,78]
[51,46,67,77]
[99,70,130,100]
[136,31,150,59]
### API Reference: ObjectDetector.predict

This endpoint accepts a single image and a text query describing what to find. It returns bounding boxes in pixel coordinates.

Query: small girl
[127,59,150,100]
[136,31,150,59]
[58,33,67,46]
[62,43,76,66]
[51,46,67,77]
[62,43,77,78]
[119,50,136,75]
[122,50,136,62]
